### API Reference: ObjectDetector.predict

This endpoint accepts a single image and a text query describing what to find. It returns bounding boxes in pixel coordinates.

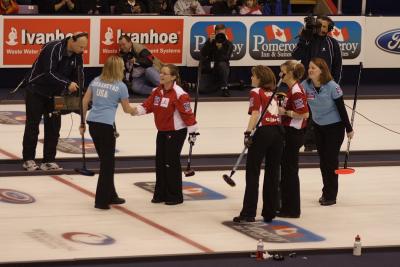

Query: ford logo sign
[375,29,400,54]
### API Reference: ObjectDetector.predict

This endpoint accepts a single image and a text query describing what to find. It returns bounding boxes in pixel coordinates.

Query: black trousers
[304,115,316,147]
[240,126,284,219]
[199,61,230,93]
[214,61,230,88]
[313,121,345,201]
[154,128,187,203]
[88,121,118,206]
[22,88,61,162]
[280,126,305,216]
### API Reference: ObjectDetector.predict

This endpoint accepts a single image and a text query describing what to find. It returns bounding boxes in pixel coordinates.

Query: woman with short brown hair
[233,65,283,223]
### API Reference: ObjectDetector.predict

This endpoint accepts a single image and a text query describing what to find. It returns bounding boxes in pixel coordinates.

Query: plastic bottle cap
[355,235,361,241]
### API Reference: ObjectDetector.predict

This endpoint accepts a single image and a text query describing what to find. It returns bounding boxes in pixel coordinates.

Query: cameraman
[292,15,342,151]
[200,24,234,97]
[22,32,88,171]
[292,15,342,83]
[118,35,160,96]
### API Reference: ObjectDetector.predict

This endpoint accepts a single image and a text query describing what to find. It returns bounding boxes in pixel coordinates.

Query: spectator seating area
[10,0,319,16]
[3,1,400,16]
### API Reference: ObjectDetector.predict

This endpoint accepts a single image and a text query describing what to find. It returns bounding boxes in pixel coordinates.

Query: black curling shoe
[233,216,255,223]
[110,197,126,205]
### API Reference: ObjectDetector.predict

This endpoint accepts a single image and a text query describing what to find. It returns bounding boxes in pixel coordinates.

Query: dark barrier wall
[1,66,400,93]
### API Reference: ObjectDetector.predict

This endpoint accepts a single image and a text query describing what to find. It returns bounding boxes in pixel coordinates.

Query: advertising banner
[2,17,91,67]
[364,17,400,68]
[186,16,364,66]
[189,20,247,62]
[0,16,369,68]
[248,21,303,61]
[99,17,185,65]
[328,16,363,64]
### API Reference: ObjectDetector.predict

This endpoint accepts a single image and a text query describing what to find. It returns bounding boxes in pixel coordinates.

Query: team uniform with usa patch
[301,79,353,204]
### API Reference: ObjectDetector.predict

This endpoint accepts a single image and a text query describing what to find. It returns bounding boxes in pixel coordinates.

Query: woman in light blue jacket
[302,58,354,206]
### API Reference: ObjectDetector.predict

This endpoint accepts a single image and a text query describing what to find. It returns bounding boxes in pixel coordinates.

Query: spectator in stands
[199,24,234,97]
[74,0,111,14]
[142,0,159,13]
[210,0,239,15]
[174,0,205,15]
[199,0,219,4]
[34,0,75,15]
[160,0,176,15]
[261,0,291,15]
[239,0,261,15]
[16,0,31,4]
[0,0,19,14]
[198,0,222,7]
[118,35,160,95]
[114,0,147,14]
[33,0,75,14]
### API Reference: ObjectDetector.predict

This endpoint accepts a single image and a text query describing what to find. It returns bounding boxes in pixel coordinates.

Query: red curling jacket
[137,83,198,132]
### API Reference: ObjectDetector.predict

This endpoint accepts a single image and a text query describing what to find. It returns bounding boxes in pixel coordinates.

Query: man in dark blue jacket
[292,15,342,151]
[293,15,342,83]
[22,32,88,171]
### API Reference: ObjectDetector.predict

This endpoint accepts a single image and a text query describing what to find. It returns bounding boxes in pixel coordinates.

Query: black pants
[88,121,118,206]
[280,126,305,216]
[240,126,284,219]
[199,61,230,93]
[303,115,316,148]
[313,121,345,201]
[22,88,61,162]
[154,128,187,203]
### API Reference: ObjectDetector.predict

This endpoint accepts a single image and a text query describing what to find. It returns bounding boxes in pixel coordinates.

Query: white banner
[364,17,400,68]
[0,15,375,68]
[186,16,364,66]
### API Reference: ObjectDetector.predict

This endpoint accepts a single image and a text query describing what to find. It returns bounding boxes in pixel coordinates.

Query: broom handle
[77,65,87,168]
[343,62,362,169]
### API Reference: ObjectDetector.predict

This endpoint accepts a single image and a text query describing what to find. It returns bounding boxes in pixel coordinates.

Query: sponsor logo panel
[223,220,325,243]
[190,21,246,61]
[375,29,400,54]
[249,21,303,60]
[329,21,362,59]
[3,18,90,65]
[99,18,184,64]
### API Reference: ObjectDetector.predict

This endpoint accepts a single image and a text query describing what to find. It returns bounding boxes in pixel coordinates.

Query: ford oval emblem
[375,29,400,54]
